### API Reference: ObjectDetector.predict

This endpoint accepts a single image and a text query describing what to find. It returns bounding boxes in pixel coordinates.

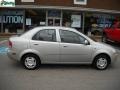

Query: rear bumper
[7,49,18,61]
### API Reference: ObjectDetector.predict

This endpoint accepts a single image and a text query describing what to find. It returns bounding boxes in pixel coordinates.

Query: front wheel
[93,54,110,70]
[21,54,40,70]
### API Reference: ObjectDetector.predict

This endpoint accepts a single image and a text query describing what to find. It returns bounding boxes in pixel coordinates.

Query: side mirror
[84,40,89,45]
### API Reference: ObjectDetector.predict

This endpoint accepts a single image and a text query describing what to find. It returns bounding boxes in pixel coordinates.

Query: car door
[112,24,120,42]
[30,29,59,63]
[59,29,94,63]
[106,28,114,40]
[116,28,120,41]
[107,23,120,41]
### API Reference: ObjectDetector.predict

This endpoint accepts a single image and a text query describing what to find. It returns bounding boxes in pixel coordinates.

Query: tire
[21,54,41,70]
[92,54,110,70]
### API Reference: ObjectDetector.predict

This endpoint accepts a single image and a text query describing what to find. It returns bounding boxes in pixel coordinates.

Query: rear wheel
[21,54,40,70]
[93,54,110,70]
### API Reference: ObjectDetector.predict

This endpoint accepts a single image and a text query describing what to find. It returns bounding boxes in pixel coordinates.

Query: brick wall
[15,0,120,11]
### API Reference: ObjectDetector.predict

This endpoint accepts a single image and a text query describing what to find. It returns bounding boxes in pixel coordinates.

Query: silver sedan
[7,26,118,70]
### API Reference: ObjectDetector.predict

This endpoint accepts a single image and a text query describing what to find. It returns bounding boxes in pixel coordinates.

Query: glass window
[32,29,56,42]
[74,0,87,5]
[116,22,120,29]
[0,15,1,32]
[118,25,120,29]
[21,0,34,2]
[48,10,61,18]
[1,10,24,33]
[25,9,46,30]
[59,30,86,44]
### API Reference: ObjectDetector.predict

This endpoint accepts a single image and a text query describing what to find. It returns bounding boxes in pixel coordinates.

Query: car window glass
[59,30,86,44]
[117,23,120,29]
[110,22,120,29]
[32,29,56,42]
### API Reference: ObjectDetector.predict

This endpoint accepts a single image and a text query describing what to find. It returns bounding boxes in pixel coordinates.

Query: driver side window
[59,30,86,44]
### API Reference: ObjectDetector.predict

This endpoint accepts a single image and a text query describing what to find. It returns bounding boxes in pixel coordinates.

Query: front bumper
[111,52,119,64]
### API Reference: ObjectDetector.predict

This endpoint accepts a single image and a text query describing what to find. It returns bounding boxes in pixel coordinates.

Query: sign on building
[71,15,81,28]
[74,0,87,5]
[0,11,24,24]
[0,0,15,7]
[21,0,34,2]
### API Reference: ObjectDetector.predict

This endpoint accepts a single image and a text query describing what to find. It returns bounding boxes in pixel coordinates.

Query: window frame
[59,29,87,44]
[32,29,57,42]
[74,0,87,5]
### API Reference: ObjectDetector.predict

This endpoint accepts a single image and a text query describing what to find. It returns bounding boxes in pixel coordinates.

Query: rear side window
[32,29,56,42]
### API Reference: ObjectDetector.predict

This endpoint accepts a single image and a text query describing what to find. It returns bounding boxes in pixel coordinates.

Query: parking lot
[0,40,120,90]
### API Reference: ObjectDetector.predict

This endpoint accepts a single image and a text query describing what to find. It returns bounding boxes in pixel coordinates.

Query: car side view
[7,26,118,70]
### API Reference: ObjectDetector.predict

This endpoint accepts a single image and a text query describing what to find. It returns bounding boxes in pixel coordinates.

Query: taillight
[8,40,12,48]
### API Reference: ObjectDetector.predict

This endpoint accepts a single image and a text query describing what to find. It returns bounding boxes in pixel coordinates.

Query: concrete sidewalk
[0,40,8,47]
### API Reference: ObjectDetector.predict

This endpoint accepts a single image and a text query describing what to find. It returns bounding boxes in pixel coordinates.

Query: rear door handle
[34,44,39,45]
[63,46,68,47]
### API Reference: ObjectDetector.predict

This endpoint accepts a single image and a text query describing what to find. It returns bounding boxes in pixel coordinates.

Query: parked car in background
[7,26,118,70]
[102,21,120,43]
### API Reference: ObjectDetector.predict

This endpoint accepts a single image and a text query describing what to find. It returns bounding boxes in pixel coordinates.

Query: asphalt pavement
[0,40,120,90]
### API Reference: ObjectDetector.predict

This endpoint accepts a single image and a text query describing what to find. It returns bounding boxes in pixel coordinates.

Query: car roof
[21,26,77,38]
[33,26,76,31]
[20,26,94,43]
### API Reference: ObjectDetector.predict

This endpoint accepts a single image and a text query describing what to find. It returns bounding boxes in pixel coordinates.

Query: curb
[0,40,8,45]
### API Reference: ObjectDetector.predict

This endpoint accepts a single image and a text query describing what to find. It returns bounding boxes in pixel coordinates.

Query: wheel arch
[20,53,41,63]
[92,53,111,65]
[19,48,42,60]
[19,49,42,63]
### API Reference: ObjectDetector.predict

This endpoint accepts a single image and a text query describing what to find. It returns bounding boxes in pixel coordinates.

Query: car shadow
[11,61,115,71]
[10,60,93,70]
[40,64,92,70]
[10,60,23,69]
[8,59,118,73]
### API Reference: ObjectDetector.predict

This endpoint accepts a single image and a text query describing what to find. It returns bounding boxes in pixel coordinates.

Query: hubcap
[25,57,36,69]
[97,58,107,69]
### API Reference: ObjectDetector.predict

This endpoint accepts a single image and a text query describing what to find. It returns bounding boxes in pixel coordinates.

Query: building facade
[0,0,120,34]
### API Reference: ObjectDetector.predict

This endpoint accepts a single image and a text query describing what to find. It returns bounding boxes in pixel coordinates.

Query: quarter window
[32,29,56,42]
[59,30,86,44]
